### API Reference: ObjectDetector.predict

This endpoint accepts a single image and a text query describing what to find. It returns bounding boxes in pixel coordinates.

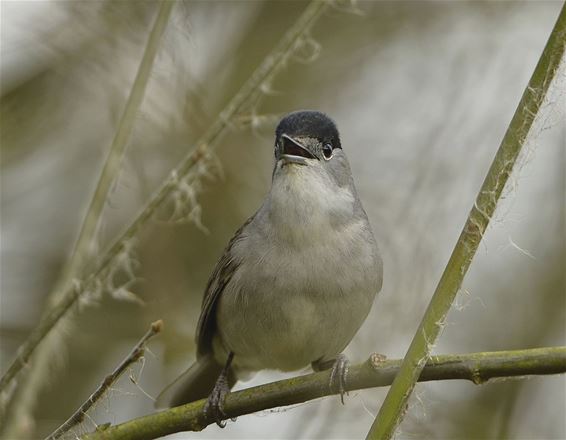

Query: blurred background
[1,1,564,439]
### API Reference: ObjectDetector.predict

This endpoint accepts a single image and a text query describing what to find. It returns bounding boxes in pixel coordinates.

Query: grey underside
[158,147,383,408]
[201,159,382,377]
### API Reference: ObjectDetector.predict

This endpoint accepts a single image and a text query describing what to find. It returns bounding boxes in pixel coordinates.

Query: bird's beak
[279,134,315,165]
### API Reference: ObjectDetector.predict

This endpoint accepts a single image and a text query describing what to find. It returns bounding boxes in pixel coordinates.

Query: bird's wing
[195,216,253,357]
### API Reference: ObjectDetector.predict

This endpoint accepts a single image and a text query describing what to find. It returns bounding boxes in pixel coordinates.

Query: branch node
[151,319,164,334]
[369,353,388,370]
[470,368,485,385]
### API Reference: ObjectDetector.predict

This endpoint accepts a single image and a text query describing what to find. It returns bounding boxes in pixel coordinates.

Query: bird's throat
[267,167,355,245]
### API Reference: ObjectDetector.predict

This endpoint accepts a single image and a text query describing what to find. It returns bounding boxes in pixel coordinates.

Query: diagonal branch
[46,320,163,440]
[0,0,329,397]
[0,3,175,437]
[366,4,566,439]
[80,347,566,440]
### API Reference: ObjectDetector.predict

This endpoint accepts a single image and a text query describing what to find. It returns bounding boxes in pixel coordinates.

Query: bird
[156,110,383,426]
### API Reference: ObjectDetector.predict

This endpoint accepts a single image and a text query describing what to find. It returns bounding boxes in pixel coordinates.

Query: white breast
[215,165,381,376]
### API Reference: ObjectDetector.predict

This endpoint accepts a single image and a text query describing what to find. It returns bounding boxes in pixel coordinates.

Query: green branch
[80,347,566,440]
[0,0,329,396]
[366,5,566,439]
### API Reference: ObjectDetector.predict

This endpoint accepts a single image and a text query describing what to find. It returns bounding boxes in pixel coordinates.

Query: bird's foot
[203,352,234,428]
[312,354,350,404]
[203,373,231,428]
[329,354,350,404]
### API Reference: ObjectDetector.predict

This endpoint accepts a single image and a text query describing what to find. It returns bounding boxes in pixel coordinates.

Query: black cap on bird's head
[275,111,341,149]
[274,111,342,165]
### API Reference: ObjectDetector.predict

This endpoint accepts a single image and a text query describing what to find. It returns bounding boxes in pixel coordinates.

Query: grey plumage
[157,110,382,409]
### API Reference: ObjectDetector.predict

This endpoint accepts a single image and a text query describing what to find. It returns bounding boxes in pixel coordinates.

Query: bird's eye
[322,143,333,160]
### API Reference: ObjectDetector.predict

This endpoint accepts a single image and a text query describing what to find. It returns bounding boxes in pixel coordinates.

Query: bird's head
[273,111,353,190]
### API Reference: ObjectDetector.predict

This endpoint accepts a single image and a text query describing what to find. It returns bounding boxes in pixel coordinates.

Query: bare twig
[0,0,329,396]
[46,320,163,440]
[80,347,566,440]
[366,5,566,439]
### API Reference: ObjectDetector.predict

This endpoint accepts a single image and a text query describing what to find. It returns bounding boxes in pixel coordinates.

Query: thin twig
[366,5,566,440]
[46,320,163,440]
[80,347,566,440]
[0,0,329,396]
[0,3,174,436]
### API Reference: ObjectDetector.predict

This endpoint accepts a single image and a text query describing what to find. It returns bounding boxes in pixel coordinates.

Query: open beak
[279,134,315,165]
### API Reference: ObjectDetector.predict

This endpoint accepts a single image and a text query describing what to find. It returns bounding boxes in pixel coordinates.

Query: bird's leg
[312,353,350,404]
[203,352,234,428]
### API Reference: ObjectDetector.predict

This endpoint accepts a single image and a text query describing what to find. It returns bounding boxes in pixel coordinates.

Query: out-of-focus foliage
[0,1,564,439]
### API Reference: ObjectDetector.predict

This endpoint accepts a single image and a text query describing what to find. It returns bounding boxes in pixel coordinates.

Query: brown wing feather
[195,216,254,357]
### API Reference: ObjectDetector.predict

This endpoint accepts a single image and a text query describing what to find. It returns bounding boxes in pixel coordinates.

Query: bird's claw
[329,354,349,404]
[203,374,230,428]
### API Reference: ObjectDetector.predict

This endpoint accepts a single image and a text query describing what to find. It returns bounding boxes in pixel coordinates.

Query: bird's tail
[155,354,224,408]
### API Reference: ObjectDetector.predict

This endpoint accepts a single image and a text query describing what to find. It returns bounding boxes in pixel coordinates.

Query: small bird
[157,111,383,426]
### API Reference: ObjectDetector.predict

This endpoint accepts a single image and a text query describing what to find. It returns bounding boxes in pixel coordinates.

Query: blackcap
[157,110,383,426]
